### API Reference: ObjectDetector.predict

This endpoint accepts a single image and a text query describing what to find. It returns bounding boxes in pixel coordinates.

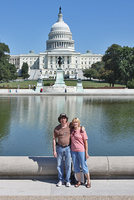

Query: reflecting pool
[0,96,134,156]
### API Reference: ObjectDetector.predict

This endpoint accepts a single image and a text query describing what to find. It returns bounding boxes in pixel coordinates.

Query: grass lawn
[0,79,126,89]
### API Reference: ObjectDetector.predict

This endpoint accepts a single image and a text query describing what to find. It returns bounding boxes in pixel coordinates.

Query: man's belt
[56,142,70,148]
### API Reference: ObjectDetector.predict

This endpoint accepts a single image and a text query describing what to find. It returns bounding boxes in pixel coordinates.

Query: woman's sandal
[75,182,81,187]
[86,182,91,188]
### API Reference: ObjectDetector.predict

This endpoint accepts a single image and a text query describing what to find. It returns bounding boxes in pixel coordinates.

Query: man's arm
[53,132,57,158]
[81,126,85,132]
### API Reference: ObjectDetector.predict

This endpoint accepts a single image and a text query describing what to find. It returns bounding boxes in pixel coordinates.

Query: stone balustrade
[0,156,134,179]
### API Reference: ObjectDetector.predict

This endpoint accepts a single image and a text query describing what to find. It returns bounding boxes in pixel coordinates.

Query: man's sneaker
[66,182,71,187]
[56,181,62,187]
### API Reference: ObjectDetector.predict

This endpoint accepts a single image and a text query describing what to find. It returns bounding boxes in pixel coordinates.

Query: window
[67,56,69,64]
[51,56,53,64]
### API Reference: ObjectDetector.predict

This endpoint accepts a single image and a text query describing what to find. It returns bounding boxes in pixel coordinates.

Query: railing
[0,156,134,179]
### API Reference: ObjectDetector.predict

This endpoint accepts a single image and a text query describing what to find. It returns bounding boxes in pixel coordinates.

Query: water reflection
[0,96,134,156]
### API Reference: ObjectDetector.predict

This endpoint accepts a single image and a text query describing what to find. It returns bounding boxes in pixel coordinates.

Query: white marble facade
[10,8,103,79]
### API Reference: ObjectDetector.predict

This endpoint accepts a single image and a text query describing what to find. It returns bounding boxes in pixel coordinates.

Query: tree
[0,42,18,82]
[21,62,30,79]
[98,68,114,86]
[0,42,10,55]
[91,61,105,72]
[83,68,98,80]
[102,44,121,86]
[98,68,106,80]
[118,46,134,85]
[8,63,18,80]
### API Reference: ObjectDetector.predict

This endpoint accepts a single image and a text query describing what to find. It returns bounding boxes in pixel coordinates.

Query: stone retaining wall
[0,156,134,179]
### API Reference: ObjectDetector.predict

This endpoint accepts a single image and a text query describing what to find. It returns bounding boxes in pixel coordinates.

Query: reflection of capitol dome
[46,8,75,52]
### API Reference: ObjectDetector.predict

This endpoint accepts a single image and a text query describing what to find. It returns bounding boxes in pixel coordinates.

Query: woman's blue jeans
[56,145,71,183]
[71,151,89,174]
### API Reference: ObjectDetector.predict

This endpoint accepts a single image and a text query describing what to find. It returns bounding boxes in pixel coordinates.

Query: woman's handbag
[74,170,86,184]
[71,168,86,184]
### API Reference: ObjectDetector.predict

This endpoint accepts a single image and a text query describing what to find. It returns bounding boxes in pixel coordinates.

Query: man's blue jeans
[56,145,71,183]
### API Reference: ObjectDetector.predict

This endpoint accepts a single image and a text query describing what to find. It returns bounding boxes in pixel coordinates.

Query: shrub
[44,83,51,86]
[127,80,134,88]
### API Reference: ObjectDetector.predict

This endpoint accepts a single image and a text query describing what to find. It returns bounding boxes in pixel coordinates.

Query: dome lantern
[58,7,63,22]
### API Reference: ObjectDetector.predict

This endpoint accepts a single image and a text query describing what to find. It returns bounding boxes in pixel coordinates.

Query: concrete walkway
[1,88,134,96]
[0,179,134,199]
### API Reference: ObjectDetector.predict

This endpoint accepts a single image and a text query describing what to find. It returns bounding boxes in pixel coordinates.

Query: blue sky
[0,0,134,55]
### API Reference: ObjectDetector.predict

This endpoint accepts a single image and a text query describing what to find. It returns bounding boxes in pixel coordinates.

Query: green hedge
[127,80,134,89]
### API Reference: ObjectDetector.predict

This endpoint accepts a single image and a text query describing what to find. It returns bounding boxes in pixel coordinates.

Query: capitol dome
[51,13,70,32]
[46,8,75,52]
[51,21,70,32]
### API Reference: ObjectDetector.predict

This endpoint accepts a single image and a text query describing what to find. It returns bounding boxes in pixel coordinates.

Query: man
[53,113,71,187]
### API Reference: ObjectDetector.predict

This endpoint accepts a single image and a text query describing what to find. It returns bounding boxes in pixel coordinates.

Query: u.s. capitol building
[10,8,102,79]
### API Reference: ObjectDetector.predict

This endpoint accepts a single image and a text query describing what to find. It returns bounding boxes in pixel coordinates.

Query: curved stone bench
[0,156,134,179]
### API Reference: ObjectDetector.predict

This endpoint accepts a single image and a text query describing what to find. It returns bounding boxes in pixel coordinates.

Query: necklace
[74,127,79,131]
[61,124,67,129]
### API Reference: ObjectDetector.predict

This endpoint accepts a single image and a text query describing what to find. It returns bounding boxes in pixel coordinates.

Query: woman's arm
[84,140,89,160]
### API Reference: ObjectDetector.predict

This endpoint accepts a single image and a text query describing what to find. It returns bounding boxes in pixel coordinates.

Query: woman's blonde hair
[72,118,80,127]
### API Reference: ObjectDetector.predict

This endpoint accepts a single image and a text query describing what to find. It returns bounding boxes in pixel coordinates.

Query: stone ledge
[0,156,134,179]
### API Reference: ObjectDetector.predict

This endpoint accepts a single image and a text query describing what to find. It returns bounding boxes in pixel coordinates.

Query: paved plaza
[0,88,134,96]
[0,179,134,199]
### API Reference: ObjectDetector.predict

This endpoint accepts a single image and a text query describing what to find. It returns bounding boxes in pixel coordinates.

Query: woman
[71,118,91,188]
